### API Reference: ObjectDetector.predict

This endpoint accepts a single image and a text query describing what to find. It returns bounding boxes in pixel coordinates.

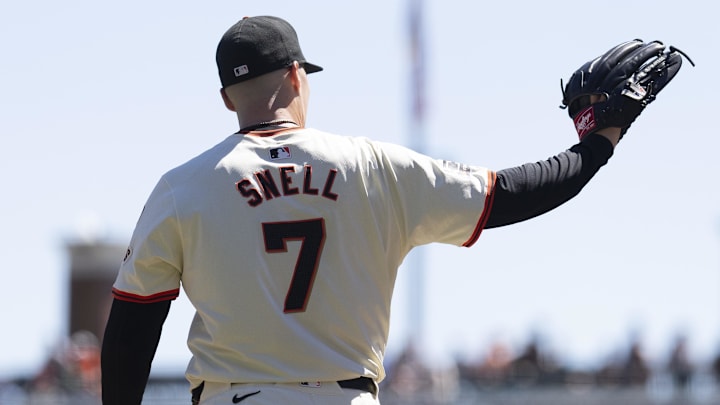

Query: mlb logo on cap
[234,65,249,77]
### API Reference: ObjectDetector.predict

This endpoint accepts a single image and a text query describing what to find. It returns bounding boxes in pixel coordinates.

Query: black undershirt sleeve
[101,298,172,405]
[484,133,615,228]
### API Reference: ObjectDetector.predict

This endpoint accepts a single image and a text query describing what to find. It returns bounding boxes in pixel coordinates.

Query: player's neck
[237,109,304,132]
[238,119,300,133]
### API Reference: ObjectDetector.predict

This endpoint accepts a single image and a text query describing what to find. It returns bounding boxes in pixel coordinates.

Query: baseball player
[100,16,687,405]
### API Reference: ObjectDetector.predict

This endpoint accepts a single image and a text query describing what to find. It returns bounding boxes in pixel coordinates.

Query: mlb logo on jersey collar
[299,381,322,388]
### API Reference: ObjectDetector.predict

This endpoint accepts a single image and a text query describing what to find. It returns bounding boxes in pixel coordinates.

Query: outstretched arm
[485,128,620,228]
[101,298,171,405]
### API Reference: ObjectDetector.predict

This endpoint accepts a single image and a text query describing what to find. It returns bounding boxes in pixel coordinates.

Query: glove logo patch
[574,106,597,140]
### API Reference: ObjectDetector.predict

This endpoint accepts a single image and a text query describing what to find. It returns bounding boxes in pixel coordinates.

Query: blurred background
[1,0,718,404]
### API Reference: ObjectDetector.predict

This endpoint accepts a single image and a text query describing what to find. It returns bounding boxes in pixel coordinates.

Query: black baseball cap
[216,16,323,88]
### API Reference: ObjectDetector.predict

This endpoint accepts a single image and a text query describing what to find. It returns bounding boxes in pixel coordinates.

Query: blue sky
[1,0,718,378]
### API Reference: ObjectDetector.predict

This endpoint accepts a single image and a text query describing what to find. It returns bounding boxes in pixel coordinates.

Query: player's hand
[587,95,621,147]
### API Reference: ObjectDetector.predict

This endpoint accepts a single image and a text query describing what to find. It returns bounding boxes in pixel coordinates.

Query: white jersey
[112,127,495,388]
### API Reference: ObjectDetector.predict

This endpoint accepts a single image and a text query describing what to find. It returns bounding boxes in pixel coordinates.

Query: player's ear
[220,88,236,112]
[289,61,303,92]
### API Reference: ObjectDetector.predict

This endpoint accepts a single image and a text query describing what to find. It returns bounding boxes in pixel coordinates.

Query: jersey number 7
[262,218,326,313]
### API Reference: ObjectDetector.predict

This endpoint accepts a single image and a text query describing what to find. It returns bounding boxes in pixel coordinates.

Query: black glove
[561,39,692,140]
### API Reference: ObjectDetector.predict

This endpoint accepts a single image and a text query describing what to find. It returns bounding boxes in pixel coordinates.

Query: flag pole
[406,0,427,352]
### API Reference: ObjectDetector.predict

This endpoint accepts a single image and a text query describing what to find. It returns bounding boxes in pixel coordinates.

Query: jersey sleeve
[112,177,182,303]
[374,141,496,248]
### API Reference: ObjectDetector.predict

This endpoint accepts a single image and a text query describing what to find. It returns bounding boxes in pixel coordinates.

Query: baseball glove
[560,39,693,140]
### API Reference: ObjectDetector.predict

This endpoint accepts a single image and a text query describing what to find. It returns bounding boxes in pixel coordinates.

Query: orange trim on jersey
[242,127,304,137]
[112,287,180,303]
[462,170,497,247]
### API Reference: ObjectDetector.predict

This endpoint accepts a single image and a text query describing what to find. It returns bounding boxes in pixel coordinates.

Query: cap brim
[304,62,323,74]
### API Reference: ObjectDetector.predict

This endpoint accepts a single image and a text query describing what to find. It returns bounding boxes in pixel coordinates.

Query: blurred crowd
[20,330,102,400]
[6,330,720,404]
[382,333,720,402]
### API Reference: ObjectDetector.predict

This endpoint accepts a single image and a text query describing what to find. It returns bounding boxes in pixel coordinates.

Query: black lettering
[255,169,281,200]
[280,166,299,196]
[237,179,263,207]
[239,166,339,208]
[303,164,319,195]
[322,169,339,201]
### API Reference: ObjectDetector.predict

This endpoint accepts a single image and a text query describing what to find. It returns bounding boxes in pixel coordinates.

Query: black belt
[191,382,204,405]
[191,377,377,404]
[337,376,377,396]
